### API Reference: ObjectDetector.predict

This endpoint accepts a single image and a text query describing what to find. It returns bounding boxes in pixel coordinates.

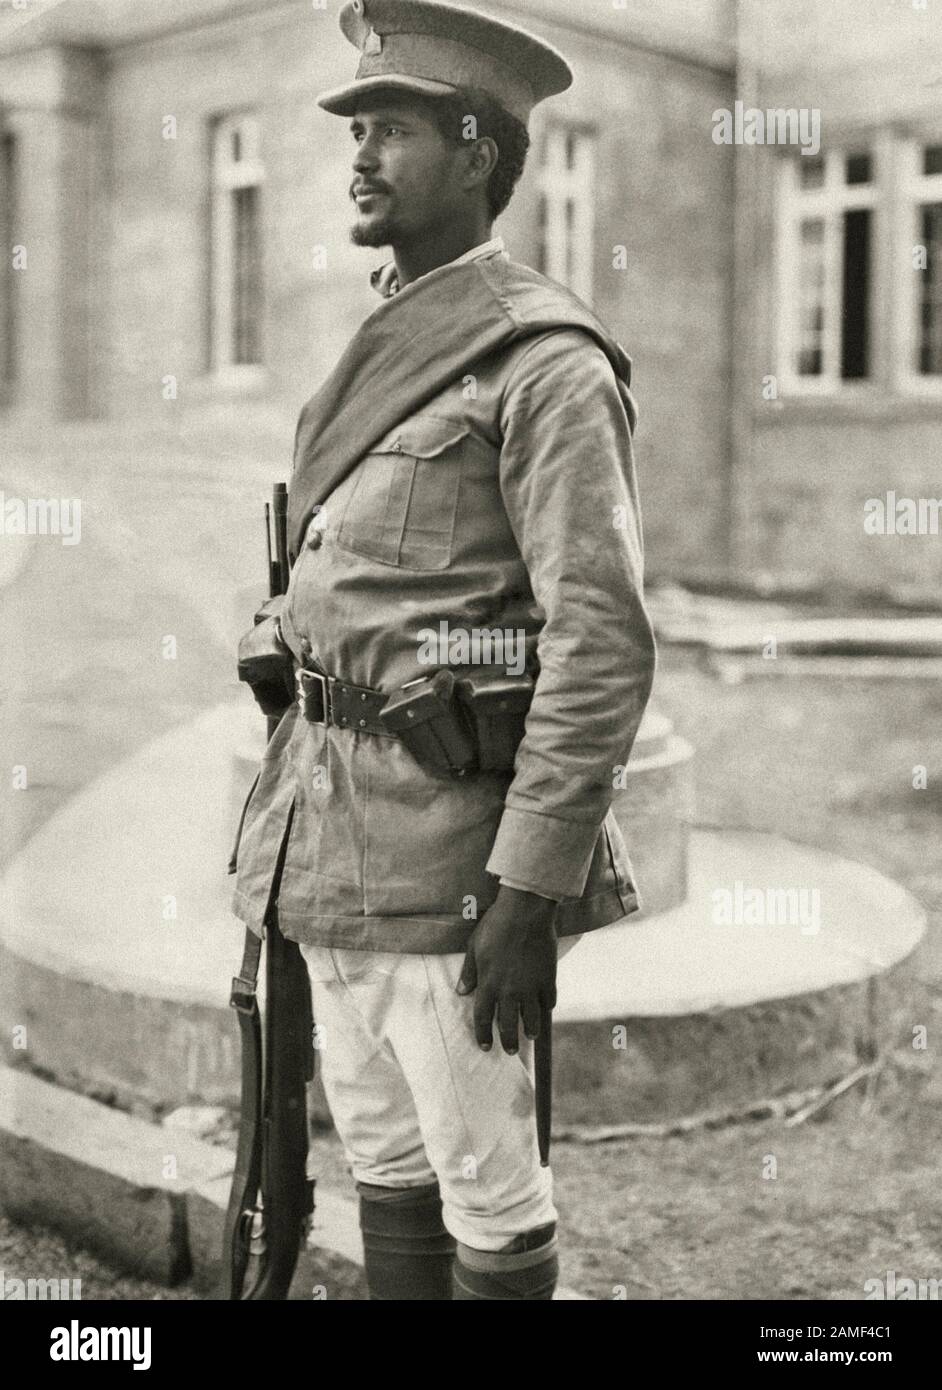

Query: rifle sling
[222,927,264,1298]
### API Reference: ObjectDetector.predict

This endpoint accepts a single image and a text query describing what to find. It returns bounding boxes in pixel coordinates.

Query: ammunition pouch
[377,666,534,778]
[237,595,295,717]
[454,669,534,773]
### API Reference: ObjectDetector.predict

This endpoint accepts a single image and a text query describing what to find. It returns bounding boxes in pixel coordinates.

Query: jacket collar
[370,235,506,298]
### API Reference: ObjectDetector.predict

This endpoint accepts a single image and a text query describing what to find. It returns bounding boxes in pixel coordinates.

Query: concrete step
[655,606,942,658]
[0,1067,585,1299]
[553,830,925,1124]
[0,1064,365,1296]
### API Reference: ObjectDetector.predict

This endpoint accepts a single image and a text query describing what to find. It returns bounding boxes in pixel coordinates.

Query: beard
[350,215,398,248]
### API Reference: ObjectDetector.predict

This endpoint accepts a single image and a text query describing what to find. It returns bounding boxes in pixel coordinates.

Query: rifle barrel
[272,483,289,597]
[265,503,276,598]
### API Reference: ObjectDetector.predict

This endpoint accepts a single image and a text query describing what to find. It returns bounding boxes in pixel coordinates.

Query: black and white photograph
[0,0,940,1353]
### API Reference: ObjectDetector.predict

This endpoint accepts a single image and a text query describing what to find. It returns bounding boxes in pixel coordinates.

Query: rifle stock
[222,482,315,1301]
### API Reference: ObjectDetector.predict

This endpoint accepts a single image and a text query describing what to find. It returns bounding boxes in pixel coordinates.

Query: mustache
[350,180,391,200]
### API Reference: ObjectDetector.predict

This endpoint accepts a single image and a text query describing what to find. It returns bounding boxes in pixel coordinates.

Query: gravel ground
[554,1060,942,1300]
[0,1212,199,1301]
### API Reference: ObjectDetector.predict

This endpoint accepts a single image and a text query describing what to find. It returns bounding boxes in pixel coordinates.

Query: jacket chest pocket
[335,415,466,570]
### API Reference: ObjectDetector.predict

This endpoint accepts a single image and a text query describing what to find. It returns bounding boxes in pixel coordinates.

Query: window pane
[1,132,16,385]
[565,130,576,171]
[232,185,261,365]
[536,130,595,300]
[840,207,871,379]
[923,145,942,177]
[799,155,825,190]
[919,202,942,375]
[535,192,547,275]
[796,219,825,375]
[845,152,872,185]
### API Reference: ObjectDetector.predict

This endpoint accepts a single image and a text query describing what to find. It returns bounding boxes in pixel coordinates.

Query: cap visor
[317,74,460,115]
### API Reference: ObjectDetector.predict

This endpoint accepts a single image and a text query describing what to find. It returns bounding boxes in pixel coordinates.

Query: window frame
[893,134,942,395]
[209,111,266,385]
[535,121,597,305]
[776,147,878,395]
[0,127,17,399]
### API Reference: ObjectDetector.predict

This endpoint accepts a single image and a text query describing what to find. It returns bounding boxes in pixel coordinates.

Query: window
[909,143,942,379]
[918,200,942,375]
[778,148,876,390]
[884,135,942,391]
[210,113,264,375]
[535,125,596,303]
[795,219,825,376]
[1,130,16,390]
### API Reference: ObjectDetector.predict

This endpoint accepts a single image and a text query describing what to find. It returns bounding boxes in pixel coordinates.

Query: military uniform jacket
[231,244,657,953]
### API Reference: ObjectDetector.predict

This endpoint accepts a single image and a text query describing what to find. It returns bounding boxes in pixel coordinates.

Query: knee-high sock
[452,1222,559,1300]
[357,1180,456,1301]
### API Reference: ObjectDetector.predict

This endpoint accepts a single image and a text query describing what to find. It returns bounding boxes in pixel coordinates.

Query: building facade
[2,0,941,592]
[732,0,942,595]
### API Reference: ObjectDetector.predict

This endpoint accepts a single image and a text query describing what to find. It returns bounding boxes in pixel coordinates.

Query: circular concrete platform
[553,832,925,1123]
[0,703,924,1123]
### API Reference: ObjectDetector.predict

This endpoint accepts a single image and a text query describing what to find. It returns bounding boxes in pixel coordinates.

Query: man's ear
[460,135,499,193]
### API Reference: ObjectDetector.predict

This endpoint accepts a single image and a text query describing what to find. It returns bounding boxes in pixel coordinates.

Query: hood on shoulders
[475,256,638,432]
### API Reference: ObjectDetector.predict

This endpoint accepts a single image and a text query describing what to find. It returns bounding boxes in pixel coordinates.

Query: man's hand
[456,885,558,1054]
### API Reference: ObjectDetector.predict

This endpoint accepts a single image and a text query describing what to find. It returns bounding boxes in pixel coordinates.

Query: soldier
[231,0,656,1301]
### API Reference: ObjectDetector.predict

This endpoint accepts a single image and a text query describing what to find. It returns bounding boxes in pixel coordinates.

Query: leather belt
[296,667,393,736]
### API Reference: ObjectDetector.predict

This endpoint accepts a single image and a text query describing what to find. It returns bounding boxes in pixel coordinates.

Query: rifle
[221,482,316,1300]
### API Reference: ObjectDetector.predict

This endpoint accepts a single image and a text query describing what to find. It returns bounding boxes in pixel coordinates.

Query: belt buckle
[296,668,328,725]
[229,975,257,1015]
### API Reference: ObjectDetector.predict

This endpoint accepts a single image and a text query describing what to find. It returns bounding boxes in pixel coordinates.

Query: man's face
[348,99,464,247]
